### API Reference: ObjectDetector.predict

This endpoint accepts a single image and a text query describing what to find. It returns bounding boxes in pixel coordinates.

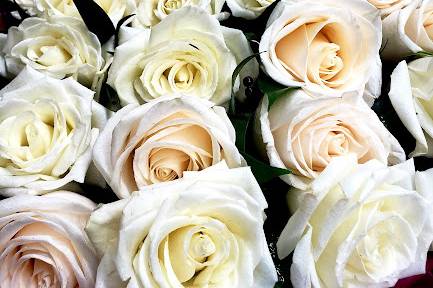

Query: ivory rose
[367,0,412,18]
[1,16,105,90]
[381,0,433,60]
[255,90,405,189]
[86,162,277,288]
[260,0,382,102]
[92,94,243,199]
[128,0,227,28]
[0,66,108,196]
[23,0,128,26]
[108,6,258,106]
[226,0,275,20]
[278,155,433,288]
[389,57,433,157]
[0,191,98,288]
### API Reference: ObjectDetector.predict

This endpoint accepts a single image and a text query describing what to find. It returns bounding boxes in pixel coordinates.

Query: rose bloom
[86,162,277,288]
[277,155,433,288]
[0,191,97,288]
[260,0,382,103]
[226,0,275,20]
[381,0,433,60]
[93,94,243,198]
[255,90,405,189]
[367,0,412,18]
[108,6,257,106]
[128,0,227,28]
[1,16,105,90]
[0,66,107,196]
[389,57,433,157]
[19,0,127,25]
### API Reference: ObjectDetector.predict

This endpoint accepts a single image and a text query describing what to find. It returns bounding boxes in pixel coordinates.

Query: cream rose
[389,57,433,157]
[26,0,127,26]
[108,6,258,106]
[255,90,405,189]
[0,66,108,196]
[226,0,275,20]
[260,0,382,102]
[381,0,433,60]
[86,162,277,288]
[0,191,97,288]
[277,155,433,288]
[1,16,105,90]
[93,94,243,198]
[128,0,227,28]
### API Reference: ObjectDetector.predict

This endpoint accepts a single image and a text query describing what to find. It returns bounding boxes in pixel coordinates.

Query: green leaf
[257,75,286,95]
[241,152,291,183]
[273,282,284,288]
[413,51,433,58]
[230,52,264,115]
[229,112,291,183]
[73,0,115,44]
[406,50,433,62]
[266,87,298,110]
[98,83,122,112]
[257,75,299,109]
[230,114,251,152]
[244,32,257,41]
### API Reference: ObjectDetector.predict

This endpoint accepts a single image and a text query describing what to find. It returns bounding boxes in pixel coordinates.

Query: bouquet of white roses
[0,0,433,287]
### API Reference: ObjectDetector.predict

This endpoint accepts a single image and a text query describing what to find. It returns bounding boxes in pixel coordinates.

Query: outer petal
[389,61,428,154]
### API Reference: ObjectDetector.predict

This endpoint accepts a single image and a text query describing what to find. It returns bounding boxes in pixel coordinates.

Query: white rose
[27,0,127,26]
[0,66,108,196]
[255,90,405,189]
[14,0,39,15]
[0,191,97,288]
[128,0,227,28]
[108,6,258,106]
[226,0,275,20]
[381,0,433,60]
[86,162,277,288]
[93,94,243,199]
[277,155,433,288]
[1,16,105,90]
[389,57,433,157]
[367,0,412,18]
[260,0,382,103]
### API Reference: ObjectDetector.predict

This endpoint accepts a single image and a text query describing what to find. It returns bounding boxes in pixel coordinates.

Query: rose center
[163,62,199,91]
[346,213,412,282]
[30,258,58,288]
[28,45,71,66]
[1,111,56,161]
[308,32,344,86]
[163,0,185,12]
[189,232,216,263]
[327,131,348,156]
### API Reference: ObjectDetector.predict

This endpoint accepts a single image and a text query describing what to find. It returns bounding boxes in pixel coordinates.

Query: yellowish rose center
[132,112,215,186]
[275,21,345,88]
[163,0,185,12]
[189,232,217,263]
[37,45,71,66]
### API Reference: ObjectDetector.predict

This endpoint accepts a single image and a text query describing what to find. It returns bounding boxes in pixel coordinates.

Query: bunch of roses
[0,0,432,287]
